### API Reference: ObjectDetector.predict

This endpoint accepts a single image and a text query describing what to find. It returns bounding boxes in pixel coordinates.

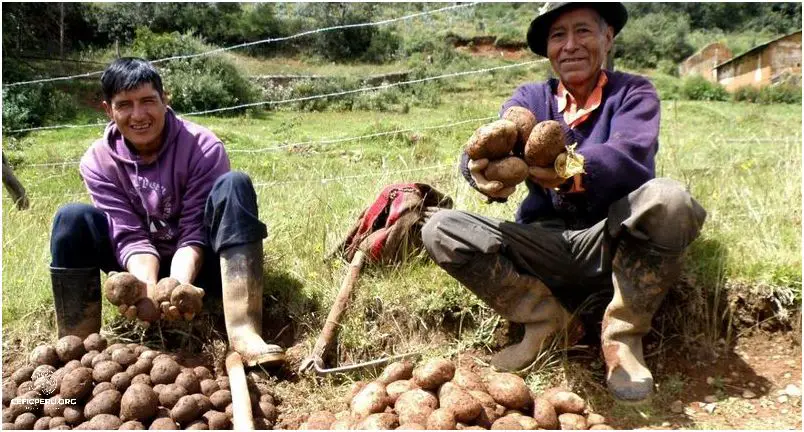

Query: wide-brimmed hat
[526,2,628,57]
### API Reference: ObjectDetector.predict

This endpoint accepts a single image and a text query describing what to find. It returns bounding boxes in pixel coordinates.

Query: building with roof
[713,30,801,92]
[679,42,733,82]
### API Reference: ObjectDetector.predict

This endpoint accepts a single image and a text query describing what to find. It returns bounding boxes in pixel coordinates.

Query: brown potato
[56,335,87,363]
[171,394,202,425]
[93,361,123,382]
[83,333,107,352]
[426,408,456,430]
[49,417,68,428]
[15,412,37,430]
[394,389,438,425]
[254,401,277,422]
[16,380,34,396]
[590,424,615,430]
[502,106,538,147]
[186,419,209,430]
[120,383,158,422]
[139,350,160,361]
[209,390,232,411]
[260,393,275,405]
[452,368,486,393]
[158,384,187,409]
[127,358,153,377]
[104,272,145,306]
[491,414,524,430]
[465,119,518,160]
[348,381,368,401]
[111,372,132,391]
[30,344,59,366]
[397,423,426,430]
[175,371,200,394]
[485,373,532,410]
[80,350,99,368]
[93,382,115,397]
[440,385,482,423]
[104,343,127,355]
[202,411,230,430]
[525,120,565,167]
[112,348,138,367]
[170,284,204,315]
[350,381,389,419]
[546,390,585,414]
[199,379,219,397]
[119,420,146,429]
[150,359,181,385]
[193,366,213,381]
[84,389,122,419]
[484,156,530,187]
[88,413,123,429]
[90,352,111,368]
[154,278,180,304]
[11,365,35,384]
[61,367,93,400]
[194,394,213,414]
[149,418,179,430]
[34,416,52,430]
[330,418,352,430]
[377,361,414,385]
[43,395,68,417]
[64,405,85,425]
[3,379,18,405]
[532,396,559,429]
[356,412,399,430]
[517,415,540,429]
[305,411,336,430]
[558,413,587,430]
[412,358,455,390]
[468,390,502,429]
[586,413,606,426]
[386,380,419,405]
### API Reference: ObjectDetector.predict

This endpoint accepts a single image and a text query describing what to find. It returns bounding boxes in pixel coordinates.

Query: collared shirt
[555,71,608,129]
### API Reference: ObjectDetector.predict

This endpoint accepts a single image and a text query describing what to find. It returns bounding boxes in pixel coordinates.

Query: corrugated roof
[714,30,802,70]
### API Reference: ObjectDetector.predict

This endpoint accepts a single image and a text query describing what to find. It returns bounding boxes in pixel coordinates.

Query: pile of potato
[1,334,277,430]
[465,107,577,187]
[105,273,205,323]
[296,358,613,430]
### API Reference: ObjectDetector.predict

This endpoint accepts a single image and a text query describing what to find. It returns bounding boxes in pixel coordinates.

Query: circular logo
[31,369,58,396]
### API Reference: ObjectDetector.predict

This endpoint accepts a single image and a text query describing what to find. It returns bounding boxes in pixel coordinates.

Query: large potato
[350,381,389,419]
[439,385,481,423]
[159,384,188,409]
[15,412,37,430]
[485,373,532,410]
[394,389,438,425]
[426,408,456,430]
[112,348,138,367]
[532,396,559,429]
[11,365,35,384]
[546,390,585,414]
[93,360,123,382]
[34,416,52,430]
[60,367,93,400]
[525,120,566,167]
[209,390,232,411]
[120,383,158,422]
[84,389,122,419]
[491,414,524,430]
[202,411,230,430]
[81,351,99,368]
[356,412,399,430]
[127,358,153,377]
[558,413,587,430]
[154,277,180,304]
[465,120,518,160]
[111,372,132,391]
[83,333,107,352]
[104,272,145,306]
[119,420,146,429]
[200,379,219,397]
[470,390,505,429]
[386,380,419,405]
[175,371,201,394]
[452,368,486,393]
[304,411,336,430]
[412,358,455,390]
[170,394,202,425]
[502,106,538,147]
[30,345,59,366]
[484,156,529,187]
[150,358,181,385]
[377,361,414,385]
[170,284,204,316]
[56,336,87,363]
[3,380,18,405]
[150,418,179,430]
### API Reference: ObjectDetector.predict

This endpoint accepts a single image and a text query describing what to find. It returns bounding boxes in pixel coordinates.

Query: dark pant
[422,178,707,313]
[50,171,268,296]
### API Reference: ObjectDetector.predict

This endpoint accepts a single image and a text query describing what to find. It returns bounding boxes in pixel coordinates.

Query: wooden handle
[225,351,254,430]
[310,250,366,361]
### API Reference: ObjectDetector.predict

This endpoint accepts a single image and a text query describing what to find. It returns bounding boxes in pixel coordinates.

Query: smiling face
[546,7,613,88]
[103,83,167,159]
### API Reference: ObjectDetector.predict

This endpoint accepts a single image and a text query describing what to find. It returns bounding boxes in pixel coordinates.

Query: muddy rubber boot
[51,267,102,339]
[220,241,285,368]
[601,240,683,403]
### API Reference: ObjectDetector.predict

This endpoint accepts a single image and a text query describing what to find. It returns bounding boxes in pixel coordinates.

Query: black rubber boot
[50,267,102,338]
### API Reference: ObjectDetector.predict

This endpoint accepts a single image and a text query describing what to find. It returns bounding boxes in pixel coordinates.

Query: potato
[83,333,107,353]
[209,389,232,411]
[56,336,87,363]
[590,424,615,430]
[14,412,37,430]
[199,379,219,397]
[64,405,85,425]
[84,389,121,419]
[104,272,145,306]
[394,389,438,425]
[156,407,172,419]
[558,413,587,430]
[112,348,138,367]
[546,390,585,414]
[468,390,503,429]
[398,423,426,430]
[170,284,204,315]
[386,380,419,405]
[305,411,336,430]
[202,411,230,430]
[440,385,482,423]
[347,381,368,402]
[517,415,540,429]
[586,413,606,426]
[154,278,181,304]
[194,394,213,414]
[491,414,524,430]
[412,359,455,390]
[119,420,146,429]
[175,371,200,394]
[426,408,456,430]
[254,401,277,422]
[139,351,160,361]
[3,380,18,405]
[80,351,99,368]
[16,381,34,396]
[260,393,275,405]
[377,361,414,385]
[120,384,158,422]
[61,367,93,400]
[171,394,202,425]
[465,119,518,160]
[356,412,398,430]
[11,365,35,384]
[1,423,14,430]
[43,395,67,417]
[452,368,486,393]
[93,360,123,382]
[111,372,132,391]
[484,156,530,187]
[192,366,213,380]
[30,344,59,366]
[150,359,181,385]
[34,416,52,430]
[532,397,559,429]
[330,418,352,430]
[485,373,532,410]
[156,384,185,409]
[186,419,209,430]
[524,120,565,167]
[350,382,389,419]
[502,106,538,147]
[224,404,233,419]
[127,358,153,377]
[50,416,68,428]
[149,418,179,430]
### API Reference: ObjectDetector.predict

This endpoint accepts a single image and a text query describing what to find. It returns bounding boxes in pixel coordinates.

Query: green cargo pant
[421,178,707,317]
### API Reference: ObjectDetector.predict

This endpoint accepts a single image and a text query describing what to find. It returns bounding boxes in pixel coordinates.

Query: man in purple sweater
[422,3,706,402]
[49,58,284,367]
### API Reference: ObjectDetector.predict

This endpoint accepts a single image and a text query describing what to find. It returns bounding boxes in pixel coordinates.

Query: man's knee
[53,203,104,234]
[213,171,255,193]
[422,209,479,267]
[632,178,707,250]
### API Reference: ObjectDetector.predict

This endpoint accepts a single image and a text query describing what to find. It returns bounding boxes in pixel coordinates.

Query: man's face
[546,8,613,87]
[103,83,167,158]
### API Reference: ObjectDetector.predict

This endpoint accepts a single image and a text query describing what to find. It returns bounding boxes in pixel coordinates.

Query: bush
[615,13,695,69]
[650,73,682,100]
[732,85,761,103]
[680,75,729,101]
[2,85,77,133]
[758,84,801,104]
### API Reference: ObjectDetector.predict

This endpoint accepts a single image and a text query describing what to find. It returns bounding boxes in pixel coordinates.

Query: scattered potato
[193,366,213,381]
[104,272,145,306]
[111,372,132,391]
[587,413,606,426]
[426,408,457,430]
[330,418,352,430]
[80,351,99,368]
[524,120,565,167]
[63,405,85,425]
[452,368,486,393]
[202,411,230,430]
[590,424,615,430]
[3,380,18,405]
[112,348,138,367]
[14,412,37,430]
[30,345,59,366]
[11,365,35,384]
[440,385,482,423]
[469,390,504,429]
[56,335,87,363]
[386,380,419,405]
[397,423,425,430]
[91,352,112,368]
[33,416,52,430]
[92,382,115,397]
[532,397,559,429]
[210,390,232,411]
[49,417,68,428]
[350,382,389,419]
[485,373,532,410]
[558,413,587,430]
[254,401,277,422]
[149,418,179,430]
[200,379,219,397]
[84,389,122,419]
[120,383,159,422]
[491,414,524,430]
[171,394,202,425]
[546,390,586,414]
[502,106,538,147]
[394,389,438,425]
[158,384,187,409]
[61,367,93,400]
[119,420,146,430]
[412,358,455,390]
[516,415,540,429]
[175,371,201,394]
[83,333,107,352]
[150,358,181,385]
[194,394,213,415]
[465,119,518,160]
[43,396,68,418]
[127,358,153,377]
[377,361,414,385]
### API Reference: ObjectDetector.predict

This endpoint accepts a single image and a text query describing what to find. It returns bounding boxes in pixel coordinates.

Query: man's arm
[170,245,203,284]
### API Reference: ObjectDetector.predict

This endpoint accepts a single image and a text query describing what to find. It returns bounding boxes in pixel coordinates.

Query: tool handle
[311,250,366,363]
[226,351,255,431]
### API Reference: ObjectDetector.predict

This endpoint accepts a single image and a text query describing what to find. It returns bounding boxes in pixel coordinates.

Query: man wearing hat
[422,3,707,402]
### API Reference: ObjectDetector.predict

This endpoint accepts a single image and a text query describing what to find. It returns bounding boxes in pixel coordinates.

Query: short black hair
[100,57,164,103]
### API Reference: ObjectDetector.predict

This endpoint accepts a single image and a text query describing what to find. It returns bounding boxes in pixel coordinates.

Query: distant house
[679,42,733,82]
[713,30,802,92]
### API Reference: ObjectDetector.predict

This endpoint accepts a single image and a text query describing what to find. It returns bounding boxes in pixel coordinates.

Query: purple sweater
[80,109,230,267]
[461,70,660,229]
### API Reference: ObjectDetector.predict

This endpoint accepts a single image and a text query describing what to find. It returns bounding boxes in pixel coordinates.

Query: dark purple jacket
[461,70,660,229]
